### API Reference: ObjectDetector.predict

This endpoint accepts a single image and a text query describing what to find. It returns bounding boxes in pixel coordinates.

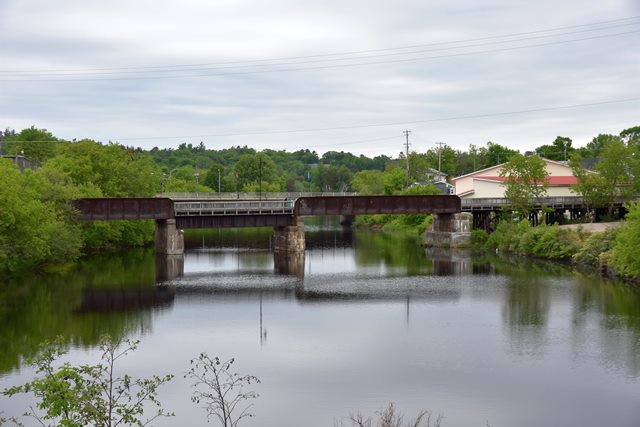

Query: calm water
[1,221,640,426]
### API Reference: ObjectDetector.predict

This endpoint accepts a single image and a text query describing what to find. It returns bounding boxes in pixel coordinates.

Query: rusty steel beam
[294,195,460,216]
[176,214,295,229]
[75,198,174,221]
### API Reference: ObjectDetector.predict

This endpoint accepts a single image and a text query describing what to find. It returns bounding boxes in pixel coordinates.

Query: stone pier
[155,254,185,282]
[425,212,472,247]
[155,219,184,255]
[273,217,305,253]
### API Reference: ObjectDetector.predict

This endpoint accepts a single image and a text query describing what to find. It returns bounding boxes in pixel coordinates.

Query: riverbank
[471,205,640,284]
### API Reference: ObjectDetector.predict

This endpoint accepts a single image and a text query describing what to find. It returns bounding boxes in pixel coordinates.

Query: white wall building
[452,158,579,199]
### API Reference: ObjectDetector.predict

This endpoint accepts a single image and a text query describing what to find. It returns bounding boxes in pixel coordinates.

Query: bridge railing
[159,192,357,200]
[174,200,294,216]
[460,196,632,211]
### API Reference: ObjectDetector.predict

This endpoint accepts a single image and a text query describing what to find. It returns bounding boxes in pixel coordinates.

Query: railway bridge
[75,195,465,257]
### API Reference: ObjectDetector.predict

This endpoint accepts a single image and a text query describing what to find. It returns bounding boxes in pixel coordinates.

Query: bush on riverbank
[609,201,640,279]
[473,201,640,281]
[481,220,585,260]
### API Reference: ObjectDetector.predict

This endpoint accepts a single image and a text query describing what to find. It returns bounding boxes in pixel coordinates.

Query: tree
[569,154,616,219]
[610,201,640,278]
[481,142,518,168]
[3,336,174,427]
[311,164,352,192]
[204,163,232,192]
[351,170,385,195]
[3,126,58,165]
[0,159,82,272]
[234,153,281,192]
[382,167,406,195]
[499,154,549,218]
[186,354,260,427]
[535,136,574,161]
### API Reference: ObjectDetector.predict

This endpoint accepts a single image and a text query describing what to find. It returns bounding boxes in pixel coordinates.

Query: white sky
[0,0,638,157]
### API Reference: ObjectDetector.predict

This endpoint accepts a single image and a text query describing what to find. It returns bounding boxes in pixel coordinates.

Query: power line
[2,15,638,75]
[1,29,638,82]
[3,21,637,77]
[110,97,640,140]
[6,97,639,145]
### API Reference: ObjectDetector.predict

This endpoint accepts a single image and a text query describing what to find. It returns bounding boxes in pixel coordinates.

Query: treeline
[0,124,638,273]
[0,128,159,272]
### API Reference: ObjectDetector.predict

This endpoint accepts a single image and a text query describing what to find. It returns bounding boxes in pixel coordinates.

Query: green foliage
[499,154,549,218]
[3,126,58,165]
[484,221,583,260]
[610,202,640,278]
[0,160,82,272]
[311,163,352,192]
[351,170,385,195]
[2,335,174,427]
[573,227,618,267]
[235,153,283,192]
[470,229,489,248]
[535,136,574,161]
[382,167,406,195]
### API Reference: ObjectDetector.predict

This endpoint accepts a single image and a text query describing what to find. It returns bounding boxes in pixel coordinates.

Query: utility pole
[218,168,221,193]
[259,156,263,200]
[435,142,445,176]
[403,130,411,182]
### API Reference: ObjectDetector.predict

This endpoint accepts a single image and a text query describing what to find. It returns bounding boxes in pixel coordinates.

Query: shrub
[573,227,618,267]
[610,202,640,278]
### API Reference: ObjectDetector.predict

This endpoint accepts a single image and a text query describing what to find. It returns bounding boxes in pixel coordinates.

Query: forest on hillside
[3,125,637,195]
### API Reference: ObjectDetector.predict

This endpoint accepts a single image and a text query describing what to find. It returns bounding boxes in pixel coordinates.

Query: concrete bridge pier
[425,213,472,247]
[155,219,184,255]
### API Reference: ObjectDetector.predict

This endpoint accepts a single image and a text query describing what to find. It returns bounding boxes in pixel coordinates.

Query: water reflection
[2,228,640,427]
[0,249,169,373]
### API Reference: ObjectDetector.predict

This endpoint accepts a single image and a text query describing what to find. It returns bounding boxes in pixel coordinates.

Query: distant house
[452,158,579,198]
[425,168,447,183]
[1,155,36,172]
[408,179,455,195]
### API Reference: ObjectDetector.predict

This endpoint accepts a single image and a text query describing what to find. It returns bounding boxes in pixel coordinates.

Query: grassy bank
[471,201,640,282]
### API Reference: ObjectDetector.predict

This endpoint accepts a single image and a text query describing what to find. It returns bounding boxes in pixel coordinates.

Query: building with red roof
[452,158,579,198]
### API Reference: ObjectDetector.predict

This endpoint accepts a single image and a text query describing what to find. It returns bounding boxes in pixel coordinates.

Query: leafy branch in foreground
[186,354,260,427]
[338,402,443,427]
[2,335,174,427]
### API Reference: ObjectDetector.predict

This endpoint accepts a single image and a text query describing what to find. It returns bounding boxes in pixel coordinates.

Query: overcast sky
[0,0,638,157]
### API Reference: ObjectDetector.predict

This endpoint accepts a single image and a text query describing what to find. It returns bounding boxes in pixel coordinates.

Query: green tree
[3,336,174,427]
[311,164,352,192]
[235,153,282,192]
[3,126,58,165]
[203,163,232,192]
[382,167,406,195]
[0,160,82,272]
[481,142,518,168]
[535,136,574,161]
[499,154,549,218]
[569,154,617,218]
[611,201,640,278]
[351,170,385,195]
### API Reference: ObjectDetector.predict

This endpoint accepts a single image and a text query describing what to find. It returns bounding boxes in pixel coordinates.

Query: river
[1,220,639,426]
